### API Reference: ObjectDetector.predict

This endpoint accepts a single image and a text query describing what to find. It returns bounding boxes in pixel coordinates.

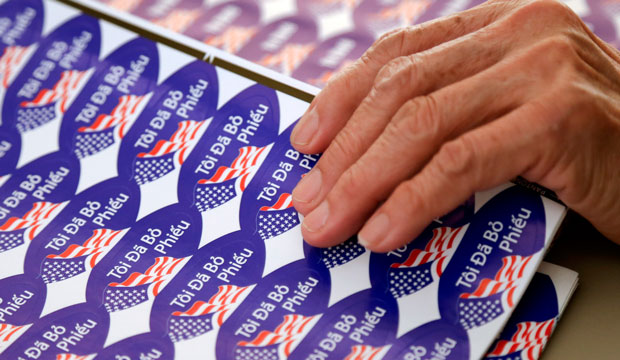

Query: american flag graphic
[486,319,555,360]
[105,0,142,12]
[41,229,124,284]
[168,285,250,343]
[308,60,355,88]
[104,256,187,313]
[388,226,463,298]
[376,0,432,25]
[0,201,66,253]
[133,120,208,185]
[344,345,388,360]
[20,69,90,112]
[0,323,28,351]
[205,26,258,54]
[0,45,32,88]
[235,314,319,360]
[74,94,149,159]
[257,193,299,242]
[56,354,97,360]
[153,9,202,33]
[321,237,366,269]
[258,44,315,75]
[194,145,267,212]
[458,255,534,330]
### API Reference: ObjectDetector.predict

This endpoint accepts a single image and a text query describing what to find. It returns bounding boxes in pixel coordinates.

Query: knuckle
[512,0,575,23]
[337,164,372,200]
[365,27,409,63]
[373,55,418,94]
[327,126,363,167]
[434,137,477,180]
[390,96,442,143]
[394,180,426,212]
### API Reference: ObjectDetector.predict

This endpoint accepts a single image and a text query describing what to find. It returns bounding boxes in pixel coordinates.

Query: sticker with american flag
[216,262,329,359]
[483,263,578,360]
[104,0,143,13]
[298,0,364,14]
[292,31,373,88]
[0,45,36,90]
[354,0,433,36]
[343,344,391,360]
[0,323,31,354]
[234,314,320,360]
[104,256,189,313]
[0,201,66,253]
[41,228,126,284]
[167,285,252,343]
[388,226,465,299]
[205,26,258,54]
[195,145,269,213]
[3,15,101,169]
[74,94,151,159]
[289,291,397,360]
[55,353,97,360]
[180,0,260,53]
[458,255,535,329]
[38,228,128,317]
[153,8,204,33]
[238,17,317,76]
[485,318,555,360]
[101,256,190,346]
[0,0,43,97]
[0,303,107,357]
[134,119,209,186]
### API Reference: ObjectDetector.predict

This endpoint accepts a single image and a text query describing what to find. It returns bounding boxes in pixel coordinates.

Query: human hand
[289,0,620,252]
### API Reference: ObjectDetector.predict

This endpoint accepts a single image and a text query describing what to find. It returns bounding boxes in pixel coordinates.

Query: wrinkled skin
[290,0,620,252]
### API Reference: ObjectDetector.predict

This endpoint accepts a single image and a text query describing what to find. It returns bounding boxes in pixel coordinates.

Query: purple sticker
[438,186,546,329]
[290,290,398,360]
[184,0,260,54]
[483,272,559,359]
[178,83,280,248]
[0,152,77,222]
[1,14,101,173]
[383,319,469,360]
[216,260,331,360]
[0,155,78,280]
[354,0,435,37]
[119,59,218,220]
[237,16,318,75]
[292,32,373,88]
[0,274,45,325]
[133,0,206,33]
[1,303,109,359]
[0,0,44,94]
[416,0,484,24]
[82,203,198,346]
[583,8,618,44]
[149,230,263,358]
[56,37,159,193]
[93,332,174,360]
[23,177,139,277]
[296,0,365,15]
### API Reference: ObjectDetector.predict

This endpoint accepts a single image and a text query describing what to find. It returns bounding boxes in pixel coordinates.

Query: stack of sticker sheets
[86,0,620,88]
[0,1,578,359]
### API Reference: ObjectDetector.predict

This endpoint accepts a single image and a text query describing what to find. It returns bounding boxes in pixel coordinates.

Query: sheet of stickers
[87,0,620,88]
[0,0,577,359]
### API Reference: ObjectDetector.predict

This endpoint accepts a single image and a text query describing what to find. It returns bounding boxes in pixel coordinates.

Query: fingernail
[293,168,322,204]
[302,201,329,233]
[291,106,319,146]
[358,213,390,248]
